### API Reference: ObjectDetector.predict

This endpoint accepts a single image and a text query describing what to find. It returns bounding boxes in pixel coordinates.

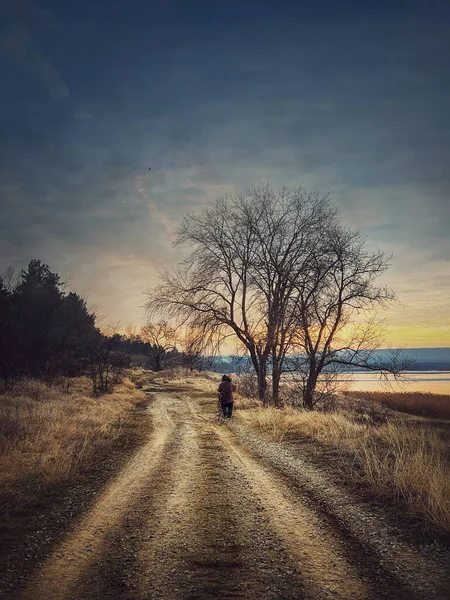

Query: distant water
[338,371,450,395]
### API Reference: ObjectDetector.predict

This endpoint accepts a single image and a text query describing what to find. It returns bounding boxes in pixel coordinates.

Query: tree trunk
[272,361,281,408]
[257,364,267,405]
[248,346,268,405]
[303,373,317,410]
[154,351,163,371]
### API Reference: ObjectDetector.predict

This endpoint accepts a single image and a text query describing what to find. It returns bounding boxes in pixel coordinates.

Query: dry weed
[345,390,450,420]
[241,406,450,533]
[0,376,145,511]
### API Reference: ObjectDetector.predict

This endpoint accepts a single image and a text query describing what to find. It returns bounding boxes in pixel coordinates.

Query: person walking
[218,374,236,418]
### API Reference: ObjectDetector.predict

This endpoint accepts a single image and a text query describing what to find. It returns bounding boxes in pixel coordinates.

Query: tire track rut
[15,394,175,600]
[230,420,450,600]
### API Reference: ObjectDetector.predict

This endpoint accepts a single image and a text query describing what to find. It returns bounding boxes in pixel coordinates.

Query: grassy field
[345,390,450,419]
[0,376,146,513]
[236,391,450,534]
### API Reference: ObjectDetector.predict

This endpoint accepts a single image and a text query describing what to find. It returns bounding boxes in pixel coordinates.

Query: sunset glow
[0,1,448,350]
[384,325,450,349]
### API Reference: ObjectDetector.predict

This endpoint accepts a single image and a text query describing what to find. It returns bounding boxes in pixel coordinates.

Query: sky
[1,0,449,347]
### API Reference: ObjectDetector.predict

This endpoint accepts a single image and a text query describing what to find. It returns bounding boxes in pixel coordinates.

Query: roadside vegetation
[345,390,450,420]
[0,375,146,513]
[0,261,209,398]
[236,386,450,534]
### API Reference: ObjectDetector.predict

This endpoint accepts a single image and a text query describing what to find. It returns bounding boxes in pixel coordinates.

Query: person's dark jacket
[218,380,236,404]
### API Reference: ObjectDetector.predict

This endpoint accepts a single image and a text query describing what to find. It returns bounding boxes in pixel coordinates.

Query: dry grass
[234,394,261,411]
[128,368,155,389]
[240,406,450,533]
[345,390,450,420]
[0,376,145,511]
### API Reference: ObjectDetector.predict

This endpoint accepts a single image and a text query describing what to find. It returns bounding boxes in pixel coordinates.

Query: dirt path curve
[11,381,450,600]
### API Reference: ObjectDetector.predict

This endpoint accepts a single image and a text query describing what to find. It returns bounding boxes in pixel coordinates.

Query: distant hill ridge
[401,348,450,371]
[212,348,450,373]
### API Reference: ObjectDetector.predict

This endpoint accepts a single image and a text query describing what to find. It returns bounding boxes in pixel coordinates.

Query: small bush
[236,372,259,400]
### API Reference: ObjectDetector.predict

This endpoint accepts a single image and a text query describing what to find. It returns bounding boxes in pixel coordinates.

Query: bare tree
[147,184,410,407]
[1,266,20,293]
[86,330,129,396]
[140,320,177,371]
[287,226,412,409]
[178,326,215,372]
[147,184,333,404]
[248,188,336,405]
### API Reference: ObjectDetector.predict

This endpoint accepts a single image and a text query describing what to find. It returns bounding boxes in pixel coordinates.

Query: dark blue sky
[1,0,449,344]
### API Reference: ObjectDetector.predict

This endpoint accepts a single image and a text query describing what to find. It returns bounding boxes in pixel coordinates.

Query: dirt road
[9,380,450,600]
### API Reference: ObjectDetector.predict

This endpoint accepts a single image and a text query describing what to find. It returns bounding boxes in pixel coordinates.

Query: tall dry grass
[240,406,450,533]
[345,390,450,420]
[0,376,145,511]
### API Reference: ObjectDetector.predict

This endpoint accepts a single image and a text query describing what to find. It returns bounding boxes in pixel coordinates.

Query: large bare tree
[147,184,333,403]
[147,184,409,406]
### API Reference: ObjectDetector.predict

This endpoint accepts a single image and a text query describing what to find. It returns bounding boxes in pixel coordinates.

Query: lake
[338,371,450,395]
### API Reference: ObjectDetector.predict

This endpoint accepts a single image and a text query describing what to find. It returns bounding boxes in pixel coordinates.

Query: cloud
[0,6,449,340]
[147,203,175,237]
